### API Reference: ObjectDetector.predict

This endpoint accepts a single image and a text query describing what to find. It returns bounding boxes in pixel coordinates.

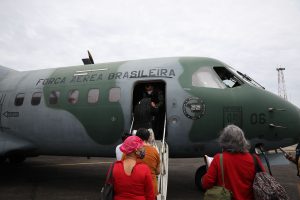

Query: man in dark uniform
[132,97,156,144]
[142,84,165,139]
[143,84,164,110]
[132,98,153,130]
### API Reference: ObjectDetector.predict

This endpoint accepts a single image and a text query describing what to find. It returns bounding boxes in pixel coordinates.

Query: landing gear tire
[8,156,26,164]
[195,165,207,191]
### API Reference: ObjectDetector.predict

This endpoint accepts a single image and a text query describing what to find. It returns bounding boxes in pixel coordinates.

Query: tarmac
[0,155,299,200]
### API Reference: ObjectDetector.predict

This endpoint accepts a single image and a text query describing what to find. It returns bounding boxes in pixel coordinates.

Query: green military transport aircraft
[0,56,299,191]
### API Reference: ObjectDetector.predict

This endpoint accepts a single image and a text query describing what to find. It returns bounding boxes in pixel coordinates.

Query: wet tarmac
[0,156,299,200]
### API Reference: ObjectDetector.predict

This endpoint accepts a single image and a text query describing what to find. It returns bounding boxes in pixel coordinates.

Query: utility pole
[276,67,287,100]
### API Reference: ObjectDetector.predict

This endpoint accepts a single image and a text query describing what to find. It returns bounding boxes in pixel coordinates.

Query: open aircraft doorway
[132,81,166,141]
[132,80,169,200]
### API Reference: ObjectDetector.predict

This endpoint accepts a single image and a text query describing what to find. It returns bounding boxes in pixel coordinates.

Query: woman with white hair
[201,124,265,200]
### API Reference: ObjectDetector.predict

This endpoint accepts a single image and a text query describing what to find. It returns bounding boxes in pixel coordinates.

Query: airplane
[0,54,300,192]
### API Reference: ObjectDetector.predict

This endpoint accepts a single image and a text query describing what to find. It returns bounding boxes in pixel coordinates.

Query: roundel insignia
[182,97,205,120]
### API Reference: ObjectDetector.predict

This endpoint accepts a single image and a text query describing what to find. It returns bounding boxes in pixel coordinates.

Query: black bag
[100,162,115,200]
[252,155,289,200]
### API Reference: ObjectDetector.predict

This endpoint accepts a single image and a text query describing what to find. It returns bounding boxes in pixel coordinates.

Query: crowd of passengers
[105,124,298,200]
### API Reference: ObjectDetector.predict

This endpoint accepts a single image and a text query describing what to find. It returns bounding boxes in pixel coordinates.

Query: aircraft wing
[0,132,36,156]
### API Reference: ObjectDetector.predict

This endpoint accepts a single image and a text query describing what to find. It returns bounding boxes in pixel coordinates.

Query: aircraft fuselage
[0,57,299,158]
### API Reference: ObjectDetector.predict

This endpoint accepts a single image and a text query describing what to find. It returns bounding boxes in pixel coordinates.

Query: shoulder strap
[105,162,115,183]
[220,153,225,186]
[252,154,262,173]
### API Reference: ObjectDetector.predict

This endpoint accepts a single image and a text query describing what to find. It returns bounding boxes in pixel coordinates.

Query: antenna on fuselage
[82,50,94,65]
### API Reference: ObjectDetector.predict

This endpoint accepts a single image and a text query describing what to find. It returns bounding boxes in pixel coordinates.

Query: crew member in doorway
[143,84,165,139]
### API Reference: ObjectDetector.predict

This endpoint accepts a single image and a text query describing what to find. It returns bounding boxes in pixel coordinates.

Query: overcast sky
[0,0,299,107]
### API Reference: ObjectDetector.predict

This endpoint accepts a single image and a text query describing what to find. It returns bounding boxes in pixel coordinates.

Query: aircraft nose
[274,102,300,142]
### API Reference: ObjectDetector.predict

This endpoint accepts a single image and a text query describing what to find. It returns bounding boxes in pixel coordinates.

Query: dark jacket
[133,98,153,129]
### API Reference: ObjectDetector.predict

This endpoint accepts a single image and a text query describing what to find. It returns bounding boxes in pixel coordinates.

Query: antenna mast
[276,67,287,100]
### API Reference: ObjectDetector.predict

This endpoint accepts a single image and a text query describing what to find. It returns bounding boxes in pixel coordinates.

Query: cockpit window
[213,67,243,88]
[192,67,226,89]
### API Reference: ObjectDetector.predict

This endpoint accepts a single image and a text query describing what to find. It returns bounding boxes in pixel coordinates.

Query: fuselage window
[192,67,226,89]
[213,67,243,88]
[109,87,121,102]
[88,89,99,104]
[31,92,42,105]
[49,91,60,105]
[68,89,79,104]
[14,93,25,106]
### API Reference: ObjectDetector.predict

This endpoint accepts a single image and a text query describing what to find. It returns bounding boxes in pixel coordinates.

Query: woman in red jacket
[201,125,265,200]
[113,135,155,200]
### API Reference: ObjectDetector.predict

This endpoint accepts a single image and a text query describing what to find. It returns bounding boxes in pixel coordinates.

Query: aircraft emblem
[182,97,205,120]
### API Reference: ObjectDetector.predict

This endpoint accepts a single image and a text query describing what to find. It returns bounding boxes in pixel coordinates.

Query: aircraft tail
[0,65,17,80]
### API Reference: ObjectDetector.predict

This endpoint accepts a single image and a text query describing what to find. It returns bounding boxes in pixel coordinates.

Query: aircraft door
[131,81,166,140]
[131,81,168,200]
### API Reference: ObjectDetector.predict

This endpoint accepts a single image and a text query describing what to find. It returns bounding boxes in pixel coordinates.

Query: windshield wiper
[237,71,265,89]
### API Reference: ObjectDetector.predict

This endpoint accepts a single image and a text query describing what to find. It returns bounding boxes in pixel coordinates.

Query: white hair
[218,124,250,153]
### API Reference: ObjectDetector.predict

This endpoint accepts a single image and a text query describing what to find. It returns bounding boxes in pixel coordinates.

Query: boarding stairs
[130,115,169,200]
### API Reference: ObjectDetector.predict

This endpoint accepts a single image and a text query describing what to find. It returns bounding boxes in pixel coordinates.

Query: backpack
[252,155,289,200]
[204,153,232,200]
